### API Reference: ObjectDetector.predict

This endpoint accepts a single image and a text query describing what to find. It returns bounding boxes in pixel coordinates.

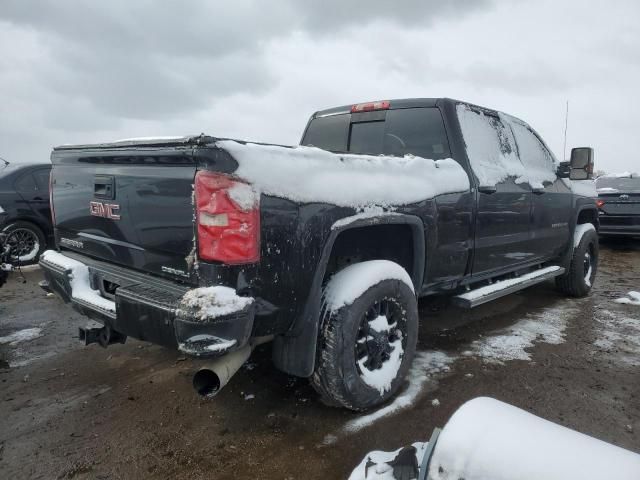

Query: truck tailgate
[51,146,196,282]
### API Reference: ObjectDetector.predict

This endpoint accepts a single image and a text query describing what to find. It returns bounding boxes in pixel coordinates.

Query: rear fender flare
[272,214,425,377]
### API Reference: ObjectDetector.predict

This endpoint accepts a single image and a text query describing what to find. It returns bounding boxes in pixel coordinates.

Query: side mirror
[569,147,594,180]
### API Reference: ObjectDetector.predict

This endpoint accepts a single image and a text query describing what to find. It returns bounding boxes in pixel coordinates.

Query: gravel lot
[1,238,639,479]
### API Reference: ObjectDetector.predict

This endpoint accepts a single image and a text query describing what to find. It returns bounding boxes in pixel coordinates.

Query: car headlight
[0,205,5,214]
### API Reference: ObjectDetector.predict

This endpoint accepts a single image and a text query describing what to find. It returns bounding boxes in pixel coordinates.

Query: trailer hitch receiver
[79,322,127,348]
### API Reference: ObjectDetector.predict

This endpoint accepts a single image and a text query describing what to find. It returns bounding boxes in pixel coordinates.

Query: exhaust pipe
[192,336,272,397]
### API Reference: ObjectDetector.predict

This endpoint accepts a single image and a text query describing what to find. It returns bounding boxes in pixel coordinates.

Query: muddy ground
[1,238,639,479]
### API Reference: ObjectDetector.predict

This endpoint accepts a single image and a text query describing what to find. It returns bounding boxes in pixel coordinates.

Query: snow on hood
[216,140,470,208]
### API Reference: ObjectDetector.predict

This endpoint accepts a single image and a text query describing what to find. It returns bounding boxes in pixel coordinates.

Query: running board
[453,266,565,309]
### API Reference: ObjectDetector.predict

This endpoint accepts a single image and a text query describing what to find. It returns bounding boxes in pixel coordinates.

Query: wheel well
[577,208,598,229]
[323,224,416,285]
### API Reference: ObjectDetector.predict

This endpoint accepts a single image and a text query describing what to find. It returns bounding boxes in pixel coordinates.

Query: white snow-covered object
[428,397,640,480]
[349,442,428,480]
[180,286,253,321]
[216,140,470,208]
[40,250,115,313]
[323,260,414,313]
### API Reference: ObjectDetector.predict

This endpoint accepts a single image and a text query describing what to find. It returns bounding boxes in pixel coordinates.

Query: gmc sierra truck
[40,98,599,411]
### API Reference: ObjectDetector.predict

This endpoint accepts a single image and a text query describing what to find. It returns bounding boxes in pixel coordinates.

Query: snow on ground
[615,291,640,306]
[342,351,454,434]
[180,286,253,321]
[0,327,42,346]
[465,302,577,364]
[217,140,470,208]
[324,260,414,313]
[593,309,640,367]
[334,301,579,438]
[348,442,428,480]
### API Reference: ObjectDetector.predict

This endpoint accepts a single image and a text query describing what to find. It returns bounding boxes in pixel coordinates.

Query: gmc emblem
[90,201,121,220]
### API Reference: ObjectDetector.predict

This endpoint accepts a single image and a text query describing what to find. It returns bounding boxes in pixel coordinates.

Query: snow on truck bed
[216,140,470,208]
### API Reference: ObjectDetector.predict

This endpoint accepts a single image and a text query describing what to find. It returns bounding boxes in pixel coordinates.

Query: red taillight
[596,199,605,208]
[195,171,260,264]
[49,170,56,225]
[351,100,391,113]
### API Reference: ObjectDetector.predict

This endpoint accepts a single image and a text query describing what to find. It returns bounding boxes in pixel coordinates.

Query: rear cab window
[302,107,451,160]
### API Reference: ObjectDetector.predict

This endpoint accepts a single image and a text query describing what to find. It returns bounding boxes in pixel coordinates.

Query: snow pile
[216,140,470,208]
[40,250,115,313]
[466,302,578,364]
[0,327,43,346]
[574,223,596,248]
[345,351,454,433]
[428,397,640,480]
[615,291,640,306]
[180,286,253,321]
[349,442,428,480]
[358,316,404,395]
[324,260,414,313]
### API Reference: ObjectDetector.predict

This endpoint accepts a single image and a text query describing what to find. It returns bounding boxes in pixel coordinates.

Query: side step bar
[453,266,565,309]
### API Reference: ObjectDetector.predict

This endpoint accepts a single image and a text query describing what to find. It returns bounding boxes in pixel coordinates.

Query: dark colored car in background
[0,162,53,264]
[596,174,640,237]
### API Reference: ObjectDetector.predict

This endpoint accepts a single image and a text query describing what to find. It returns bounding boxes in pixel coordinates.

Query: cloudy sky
[1,0,638,172]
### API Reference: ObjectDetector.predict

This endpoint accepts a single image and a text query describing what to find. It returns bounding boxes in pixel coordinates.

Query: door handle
[477,185,497,194]
[532,187,545,195]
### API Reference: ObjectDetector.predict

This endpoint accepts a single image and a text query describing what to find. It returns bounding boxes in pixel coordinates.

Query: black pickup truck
[40,98,599,410]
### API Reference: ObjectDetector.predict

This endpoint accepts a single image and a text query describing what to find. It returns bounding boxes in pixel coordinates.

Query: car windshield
[596,175,640,192]
[301,107,451,160]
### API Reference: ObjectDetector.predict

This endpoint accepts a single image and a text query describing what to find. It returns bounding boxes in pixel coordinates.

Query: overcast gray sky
[1,0,638,172]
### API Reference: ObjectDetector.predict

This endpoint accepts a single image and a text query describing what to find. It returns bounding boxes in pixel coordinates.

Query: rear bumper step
[453,266,565,309]
[39,250,255,358]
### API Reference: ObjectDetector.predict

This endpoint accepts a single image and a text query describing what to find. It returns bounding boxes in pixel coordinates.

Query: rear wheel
[2,221,46,265]
[556,226,598,297]
[311,261,418,411]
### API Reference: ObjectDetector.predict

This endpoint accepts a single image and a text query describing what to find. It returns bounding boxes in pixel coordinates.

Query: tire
[2,221,46,266]
[311,261,418,411]
[555,226,598,297]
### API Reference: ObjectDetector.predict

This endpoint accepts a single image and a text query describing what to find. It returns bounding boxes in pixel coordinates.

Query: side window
[33,169,51,191]
[506,118,556,186]
[456,104,524,186]
[14,171,37,193]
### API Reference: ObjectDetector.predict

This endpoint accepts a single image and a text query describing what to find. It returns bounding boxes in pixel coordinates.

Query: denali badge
[90,201,121,220]
[60,237,84,249]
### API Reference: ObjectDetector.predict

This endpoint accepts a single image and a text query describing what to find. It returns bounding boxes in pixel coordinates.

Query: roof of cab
[311,97,460,119]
